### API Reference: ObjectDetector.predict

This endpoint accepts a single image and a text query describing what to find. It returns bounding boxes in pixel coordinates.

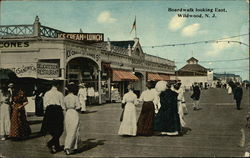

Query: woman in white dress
[63,83,81,155]
[78,83,87,113]
[0,88,11,140]
[118,85,138,136]
[226,84,232,95]
[173,83,186,128]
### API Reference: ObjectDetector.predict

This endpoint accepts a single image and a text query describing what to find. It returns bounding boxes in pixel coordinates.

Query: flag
[130,17,136,34]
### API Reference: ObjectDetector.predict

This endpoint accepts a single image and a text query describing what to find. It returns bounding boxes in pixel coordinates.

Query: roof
[89,42,129,55]
[179,64,207,72]
[186,57,198,62]
[177,64,207,76]
[110,41,135,49]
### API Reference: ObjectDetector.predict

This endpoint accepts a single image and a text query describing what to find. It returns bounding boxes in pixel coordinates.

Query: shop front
[111,69,139,102]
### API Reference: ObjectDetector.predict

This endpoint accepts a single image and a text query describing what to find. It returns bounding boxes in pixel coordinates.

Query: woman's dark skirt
[40,105,64,136]
[137,101,155,136]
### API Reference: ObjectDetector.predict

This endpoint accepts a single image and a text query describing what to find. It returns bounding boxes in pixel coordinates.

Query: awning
[159,74,170,81]
[147,73,163,81]
[112,70,139,81]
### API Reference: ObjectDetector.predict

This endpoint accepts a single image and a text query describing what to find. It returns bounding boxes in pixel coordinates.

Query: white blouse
[122,91,138,105]
[139,89,158,102]
[64,93,81,110]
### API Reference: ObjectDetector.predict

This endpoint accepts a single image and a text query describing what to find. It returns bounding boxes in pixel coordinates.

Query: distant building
[176,57,213,89]
[213,73,242,83]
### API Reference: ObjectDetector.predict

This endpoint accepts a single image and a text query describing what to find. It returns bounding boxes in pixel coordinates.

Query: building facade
[0,16,175,105]
[176,57,213,89]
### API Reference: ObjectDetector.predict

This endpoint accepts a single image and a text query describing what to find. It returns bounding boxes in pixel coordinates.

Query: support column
[142,71,147,91]
[107,77,111,101]
[98,70,102,104]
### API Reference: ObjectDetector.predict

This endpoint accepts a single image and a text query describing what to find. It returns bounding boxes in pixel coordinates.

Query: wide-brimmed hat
[155,81,167,92]
[8,83,14,88]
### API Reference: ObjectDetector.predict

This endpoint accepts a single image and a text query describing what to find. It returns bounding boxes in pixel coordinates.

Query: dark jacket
[191,85,201,100]
[234,86,243,100]
[154,89,181,132]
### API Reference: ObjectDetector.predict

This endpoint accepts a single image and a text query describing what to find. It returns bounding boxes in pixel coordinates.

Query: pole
[98,70,102,104]
[0,0,2,25]
[135,16,137,38]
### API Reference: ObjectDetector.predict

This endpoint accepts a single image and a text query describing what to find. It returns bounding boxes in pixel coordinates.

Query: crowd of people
[0,79,246,155]
[118,81,193,137]
[0,83,31,141]
[0,81,88,155]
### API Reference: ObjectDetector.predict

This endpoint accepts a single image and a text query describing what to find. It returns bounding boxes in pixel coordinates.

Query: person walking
[87,86,95,105]
[118,84,138,136]
[7,83,14,118]
[191,83,201,110]
[0,87,11,140]
[9,89,31,140]
[34,85,44,116]
[7,83,14,104]
[137,81,157,136]
[226,83,232,95]
[173,83,186,128]
[78,83,87,113]
[233,82,243,110]
[40,81,64,154]
[64,83,81,155]
[154,81,181,136]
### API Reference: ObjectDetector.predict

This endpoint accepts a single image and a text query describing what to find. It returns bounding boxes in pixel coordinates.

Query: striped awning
[159,74,170,81]
[147,73,163,81]
[112,70,139,82]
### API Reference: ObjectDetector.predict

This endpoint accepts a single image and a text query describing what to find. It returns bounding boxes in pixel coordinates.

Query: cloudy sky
[0,0,249,80]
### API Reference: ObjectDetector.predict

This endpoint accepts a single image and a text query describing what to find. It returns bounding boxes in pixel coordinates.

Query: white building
[176,57,212,89]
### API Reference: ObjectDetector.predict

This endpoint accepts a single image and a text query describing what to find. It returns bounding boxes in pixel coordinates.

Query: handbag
[190,94,194,99]
[121,103,126,109]
[120,109,124,122]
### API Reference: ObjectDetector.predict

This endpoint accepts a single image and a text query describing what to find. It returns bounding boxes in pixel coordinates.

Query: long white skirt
[0,103,10,136]
[178,102,186,127]
[64,109,80,150]
[79,97,86,112]
[118,103,137,136]
[227,87,232,94]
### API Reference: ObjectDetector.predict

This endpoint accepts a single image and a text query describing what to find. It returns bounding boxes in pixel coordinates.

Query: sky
[0,0,249,80]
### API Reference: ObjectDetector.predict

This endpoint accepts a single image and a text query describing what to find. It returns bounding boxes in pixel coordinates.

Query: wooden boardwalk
[0,88,249,157]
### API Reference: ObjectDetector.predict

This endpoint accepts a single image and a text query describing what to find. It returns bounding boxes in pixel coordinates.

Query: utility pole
[0,0,2,25]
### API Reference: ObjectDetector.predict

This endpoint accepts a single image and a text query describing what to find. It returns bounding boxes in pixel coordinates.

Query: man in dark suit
[191,83,201,110]
[234,82,243,110]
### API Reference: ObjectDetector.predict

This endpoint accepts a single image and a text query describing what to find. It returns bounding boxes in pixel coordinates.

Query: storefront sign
[66,49,101,62]
[2,63,36,78]
[0,41,30,48]
[58,33,104,42]
[37,62,59,78]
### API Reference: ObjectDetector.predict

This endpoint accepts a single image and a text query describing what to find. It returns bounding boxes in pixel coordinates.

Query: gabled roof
[186,57,198,63]
[177,64,207,76]
[179,64,207,72]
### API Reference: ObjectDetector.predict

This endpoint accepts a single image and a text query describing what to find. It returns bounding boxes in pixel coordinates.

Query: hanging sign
[37,62,60,78]
[58,33,104,42]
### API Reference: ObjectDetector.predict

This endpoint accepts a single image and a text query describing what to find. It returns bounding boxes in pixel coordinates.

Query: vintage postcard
[0,0,249,157]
